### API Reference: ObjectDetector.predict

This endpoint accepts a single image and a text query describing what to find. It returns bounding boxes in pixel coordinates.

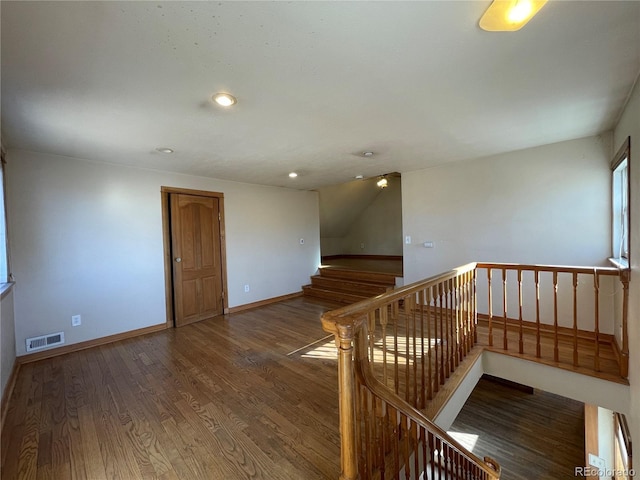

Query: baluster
[502,268,508,350]
[382,402,393,478]
[410,295,418,407]
[426,287,434,400]
[594,272,600,372]
[363,377,373,477]
[439,282,445,386]
[418,290,426,409]
[487,268,494,347]
[434,284,440,394]
[368,311,376,366]
[518,268,524,354]
[456,275,463,363]
[573,272,578,367]
[391,405,399,478]
[373,398,386,476]
[420,426,428,480]
[403,414,411,480]
[443,281,449,380]
[381,307,388,386]
[410,421,419,480]
[405,297,411,403]
[553,271,559,362]
[469,267,478,344]
[448,278,456,373]
[445,280,452,378]
[394,304,400,395]
[428,432,436,480]
[535,270,541,358]
[462,272,469,356]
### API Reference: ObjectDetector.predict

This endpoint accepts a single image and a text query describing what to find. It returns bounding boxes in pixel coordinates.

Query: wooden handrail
[476,262,621,275]
[476,262,629,378]
[323,260,629,479]
[322,262,497,479]
[322,262,478,325]
[357,341,501,479]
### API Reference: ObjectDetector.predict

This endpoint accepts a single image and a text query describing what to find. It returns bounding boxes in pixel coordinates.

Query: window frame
[611,137,631,267]
[0,148,12,294]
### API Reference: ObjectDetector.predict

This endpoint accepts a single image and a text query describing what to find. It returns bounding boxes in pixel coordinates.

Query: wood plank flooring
[449,376,585,480]
[0,296,612,479]
[320,258,403,276]
[1,297,343,480]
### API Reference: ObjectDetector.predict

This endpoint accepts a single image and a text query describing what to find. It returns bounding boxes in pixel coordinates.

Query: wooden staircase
[303,267,397,304]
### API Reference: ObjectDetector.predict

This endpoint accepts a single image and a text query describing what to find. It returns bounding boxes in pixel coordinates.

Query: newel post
[335,321,360,480]
[620,269,630,378]
[322,313,361,480]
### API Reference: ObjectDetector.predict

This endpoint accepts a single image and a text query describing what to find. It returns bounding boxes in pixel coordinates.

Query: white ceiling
[2,1,639,190]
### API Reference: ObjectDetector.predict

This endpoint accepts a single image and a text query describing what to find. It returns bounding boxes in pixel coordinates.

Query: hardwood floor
[1,297,343,480]
[320,257,403,276]
[449,377,585,480]
[1,296,601,479]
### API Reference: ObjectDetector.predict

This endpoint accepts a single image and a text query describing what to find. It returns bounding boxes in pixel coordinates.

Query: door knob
[175,257,182,263]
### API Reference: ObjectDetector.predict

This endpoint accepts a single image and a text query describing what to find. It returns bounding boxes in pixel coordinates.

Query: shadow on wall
[318,173,402,257]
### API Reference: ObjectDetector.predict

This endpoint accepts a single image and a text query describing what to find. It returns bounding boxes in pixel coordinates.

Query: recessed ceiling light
[355,175,364,179]
[289,172,298,178]
[212,92,237,107]
[363,151,374,157]
[156,147,174,154]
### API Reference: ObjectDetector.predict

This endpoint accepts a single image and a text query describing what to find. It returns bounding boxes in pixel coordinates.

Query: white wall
[402,135,612,282]
[613,76,640,454]
[7,150,320,357]
[0,289,16,397]
[319,176,403,257]
[402,136,616,333]
[341,176,403,256]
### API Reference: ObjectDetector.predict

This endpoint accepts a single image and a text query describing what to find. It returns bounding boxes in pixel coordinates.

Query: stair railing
[322,262,501,479]
[475,263,629,378]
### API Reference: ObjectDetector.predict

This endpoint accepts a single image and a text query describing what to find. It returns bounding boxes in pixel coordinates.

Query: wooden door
[170,193,224,327]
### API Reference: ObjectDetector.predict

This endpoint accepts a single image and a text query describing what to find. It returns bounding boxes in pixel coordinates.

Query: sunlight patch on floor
[446,431,479,452]
[300,340,338,359]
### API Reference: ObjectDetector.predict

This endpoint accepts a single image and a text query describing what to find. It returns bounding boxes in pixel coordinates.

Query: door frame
[161,186,229,327]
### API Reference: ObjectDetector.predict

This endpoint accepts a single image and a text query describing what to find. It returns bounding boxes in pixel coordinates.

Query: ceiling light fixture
[363,151,374,157]
[377,177,388,189]
[355,175,364,180]
[212,92,237,107]
[155,147,174,154]
[289,172,298,178]
[479,0,547,32]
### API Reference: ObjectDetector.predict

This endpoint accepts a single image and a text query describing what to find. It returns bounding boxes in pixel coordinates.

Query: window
[612,137,630,264]
[0,150,9,284]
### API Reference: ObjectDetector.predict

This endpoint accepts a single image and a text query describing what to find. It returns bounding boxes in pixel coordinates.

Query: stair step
[310,275,392,296]
[318,267,397,285]
[302,285,370,304]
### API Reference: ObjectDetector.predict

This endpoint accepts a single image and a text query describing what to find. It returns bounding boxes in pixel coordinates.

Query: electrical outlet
[71,315,81,327]
[360,242,365,249]
[588,453,606,469]
[244,284,250,293]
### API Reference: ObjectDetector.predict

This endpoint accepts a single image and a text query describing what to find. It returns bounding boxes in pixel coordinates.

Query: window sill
[0,281,14,300]
[608,257,630,270]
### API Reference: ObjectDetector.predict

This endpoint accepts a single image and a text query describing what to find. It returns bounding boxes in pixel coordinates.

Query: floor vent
[26,332,65,352]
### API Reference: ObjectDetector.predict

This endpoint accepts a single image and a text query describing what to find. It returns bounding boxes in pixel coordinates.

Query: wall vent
[26,332,65,352]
